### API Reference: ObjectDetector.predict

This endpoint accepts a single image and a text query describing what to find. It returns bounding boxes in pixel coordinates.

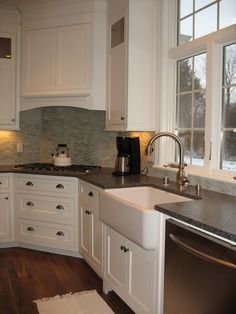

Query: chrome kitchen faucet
[146,132,189,188]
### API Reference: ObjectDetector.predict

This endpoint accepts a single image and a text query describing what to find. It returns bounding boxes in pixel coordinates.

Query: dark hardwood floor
[0,247,134,314]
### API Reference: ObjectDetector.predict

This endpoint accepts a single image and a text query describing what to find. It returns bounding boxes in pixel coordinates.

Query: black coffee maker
[113,136,141,176]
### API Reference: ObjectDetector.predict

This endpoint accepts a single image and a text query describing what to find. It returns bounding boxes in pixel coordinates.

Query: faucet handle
[195,184,201,197]
[183,175,190,184]
[163,176,169,186]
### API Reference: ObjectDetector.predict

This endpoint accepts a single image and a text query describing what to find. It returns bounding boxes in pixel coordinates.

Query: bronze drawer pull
[56,184,64,189]
[26,201,34,207]
[120,116,125,120]
[85,210,91,215]
[56,205,64,210]
[0,182,2,185]
[27,226,35,232]
[120,245,129,253]
[56,231,65,236]
[88,191,93,197]
[5,197,9,200]
[26,181,33,186]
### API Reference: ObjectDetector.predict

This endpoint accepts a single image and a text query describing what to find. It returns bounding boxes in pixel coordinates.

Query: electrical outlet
[17,143,24,153]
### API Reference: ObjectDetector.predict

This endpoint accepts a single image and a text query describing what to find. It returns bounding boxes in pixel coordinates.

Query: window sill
[150,164,236,184]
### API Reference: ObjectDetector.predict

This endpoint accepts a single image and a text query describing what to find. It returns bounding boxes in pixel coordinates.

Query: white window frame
[155,0,236,181]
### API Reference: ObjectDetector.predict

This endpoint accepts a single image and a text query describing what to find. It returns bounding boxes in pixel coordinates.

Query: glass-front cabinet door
[0,37,11,59]
[0,33,17,128]
[107,6,127,129]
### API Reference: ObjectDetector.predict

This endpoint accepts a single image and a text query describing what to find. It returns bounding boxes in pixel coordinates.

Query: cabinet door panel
[105,227,127,290]
[80,206,90,257]
[91,214,103,271]
[0,33,16,126]
[24,29,55,91]
[0,193,10,241]
[128,241,156,313]
[0,176,9,190]
[15,194,75,225]
[108,42,126,125]
[15,176,75,195]
[57,24,90,90]
[16,219,76,250]
[79,181,99,214]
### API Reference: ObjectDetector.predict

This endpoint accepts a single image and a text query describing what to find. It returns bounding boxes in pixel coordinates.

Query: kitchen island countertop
[1,165,235,243]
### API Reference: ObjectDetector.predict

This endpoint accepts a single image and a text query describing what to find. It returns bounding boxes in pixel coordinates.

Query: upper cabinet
[21,24,91,97]
[106,0,157,131]
[0,8,20,130]
[20,0,107,111]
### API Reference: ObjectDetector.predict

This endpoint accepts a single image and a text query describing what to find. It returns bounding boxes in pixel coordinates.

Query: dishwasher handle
[170,233,236,270]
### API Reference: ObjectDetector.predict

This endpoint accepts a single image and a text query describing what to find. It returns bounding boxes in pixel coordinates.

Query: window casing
[157,0,236,178]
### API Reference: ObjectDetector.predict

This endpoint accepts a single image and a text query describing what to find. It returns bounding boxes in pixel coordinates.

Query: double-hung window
[162,0,236,177]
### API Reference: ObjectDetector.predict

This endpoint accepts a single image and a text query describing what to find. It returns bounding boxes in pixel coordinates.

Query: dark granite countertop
[1,165,235,243]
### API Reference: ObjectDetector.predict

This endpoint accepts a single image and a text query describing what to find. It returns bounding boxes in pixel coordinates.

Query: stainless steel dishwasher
[164,219,236,314]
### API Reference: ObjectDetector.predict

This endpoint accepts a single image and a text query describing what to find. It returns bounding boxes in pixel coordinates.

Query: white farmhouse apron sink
[100,186,193,250]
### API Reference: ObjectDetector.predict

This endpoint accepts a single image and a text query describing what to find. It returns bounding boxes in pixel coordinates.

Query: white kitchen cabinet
[0,174,14,244]
[16,219,76,251]
[15,174,78,254]
[106,0,156,131]
[15,194,75,225]
[0,7,20,130]
[104,226,127,290]
[21,24,91,97]
[104,226,156,314]
[79,180,103,277]
[0,193,11,242]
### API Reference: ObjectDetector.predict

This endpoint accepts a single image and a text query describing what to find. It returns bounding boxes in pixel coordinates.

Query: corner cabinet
[21,24,91,97]
[15,174,79,254]
[79,180,103,277]
[103,226,156,314]
[106,0,157,131]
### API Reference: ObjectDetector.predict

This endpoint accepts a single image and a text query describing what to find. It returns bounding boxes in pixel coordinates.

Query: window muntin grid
[176,53,206,166]
[178,0,236,45]
[221,42,236,171]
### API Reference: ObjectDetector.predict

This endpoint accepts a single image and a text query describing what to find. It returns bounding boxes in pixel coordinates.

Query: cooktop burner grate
[14,163,101,174]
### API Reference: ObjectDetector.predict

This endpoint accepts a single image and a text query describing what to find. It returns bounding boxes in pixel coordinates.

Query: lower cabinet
[104,226,156,314]
[0,193,11,242]
[79,180,103,277]
[15,174,78,253]
[0,174,13,244]
[16,219,76,250]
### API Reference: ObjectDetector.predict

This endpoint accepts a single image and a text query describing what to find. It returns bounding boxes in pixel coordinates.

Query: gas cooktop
[14,163,101,174]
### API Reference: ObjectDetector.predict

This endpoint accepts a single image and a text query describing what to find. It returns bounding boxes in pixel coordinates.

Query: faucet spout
[146,132,189,188]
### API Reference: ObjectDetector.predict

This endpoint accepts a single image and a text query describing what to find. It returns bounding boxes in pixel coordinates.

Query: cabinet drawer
[79,181,99,213]
[15,176,75,195]
[0,176,9,189]
[16,219,76,251]
[15,194,75,225]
